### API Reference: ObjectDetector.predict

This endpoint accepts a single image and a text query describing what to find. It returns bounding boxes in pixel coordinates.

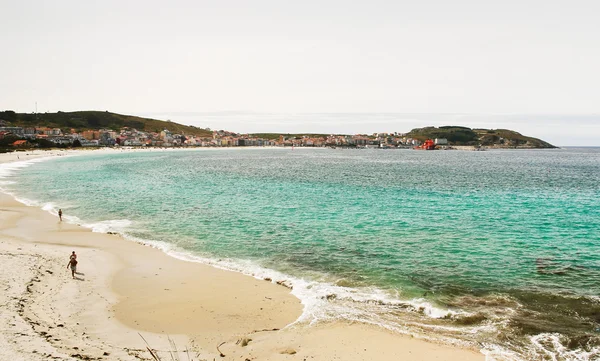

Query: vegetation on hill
[0,110,212,137]
[406,126,556,148]
[0,134,70,151]
[407,126,478,144]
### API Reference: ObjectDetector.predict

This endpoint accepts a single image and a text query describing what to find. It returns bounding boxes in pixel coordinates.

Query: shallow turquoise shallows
[4,147,600,360]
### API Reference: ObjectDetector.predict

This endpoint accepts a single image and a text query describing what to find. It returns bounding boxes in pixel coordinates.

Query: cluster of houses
[0,124,430,149]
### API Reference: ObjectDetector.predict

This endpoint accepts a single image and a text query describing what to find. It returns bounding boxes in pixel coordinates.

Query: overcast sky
[1,0,599,145]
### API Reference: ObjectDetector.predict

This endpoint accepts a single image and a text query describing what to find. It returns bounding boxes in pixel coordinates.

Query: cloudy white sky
[1,0,599,145]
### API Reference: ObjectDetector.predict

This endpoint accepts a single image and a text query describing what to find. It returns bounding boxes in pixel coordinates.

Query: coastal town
[0,122,436,149]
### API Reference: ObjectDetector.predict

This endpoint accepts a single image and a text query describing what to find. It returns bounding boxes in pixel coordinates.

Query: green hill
[0,110,212,137]
[406,126,556,148]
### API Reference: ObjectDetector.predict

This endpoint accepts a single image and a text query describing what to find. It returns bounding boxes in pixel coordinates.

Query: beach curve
[0,149,484,360]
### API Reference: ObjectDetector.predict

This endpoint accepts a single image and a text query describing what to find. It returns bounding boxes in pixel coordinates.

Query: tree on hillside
[33,139,55,148]
[0,110,17,122]
[0,134,21,146]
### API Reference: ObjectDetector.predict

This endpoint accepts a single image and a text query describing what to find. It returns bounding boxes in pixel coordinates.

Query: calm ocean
[2,147,599,360]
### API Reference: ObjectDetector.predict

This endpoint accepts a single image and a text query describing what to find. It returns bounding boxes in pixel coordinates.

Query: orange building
[82,130,101,140]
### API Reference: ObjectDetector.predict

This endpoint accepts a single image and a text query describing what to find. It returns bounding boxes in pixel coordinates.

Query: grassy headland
[406,126,556,148]
[0,110,212,137]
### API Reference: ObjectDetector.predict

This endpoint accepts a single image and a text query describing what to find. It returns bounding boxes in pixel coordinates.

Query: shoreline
[0,149,484,360]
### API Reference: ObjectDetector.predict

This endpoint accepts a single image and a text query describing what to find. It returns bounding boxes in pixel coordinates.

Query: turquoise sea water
[2,147,599,360]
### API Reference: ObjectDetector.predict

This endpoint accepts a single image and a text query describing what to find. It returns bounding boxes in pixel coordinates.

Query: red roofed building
[12,140,30,148]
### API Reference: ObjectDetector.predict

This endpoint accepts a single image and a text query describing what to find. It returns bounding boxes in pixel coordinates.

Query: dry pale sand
[0,149,485,360]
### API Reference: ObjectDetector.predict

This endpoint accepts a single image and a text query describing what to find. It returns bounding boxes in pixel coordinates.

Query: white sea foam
[480,346,522,361]
[81,219,134,233]
[12,195,41,207]
[0,158,46,190]
[529,333,600,361]
[0,155,72,194]
[588,295,600,303]
[41,202,58,211]
[0,159,55,207]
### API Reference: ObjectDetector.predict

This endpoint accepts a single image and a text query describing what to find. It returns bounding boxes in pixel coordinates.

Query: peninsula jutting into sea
[0,110,556,150]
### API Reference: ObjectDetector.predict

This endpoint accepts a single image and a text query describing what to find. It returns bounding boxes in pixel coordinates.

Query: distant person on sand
[58,209,63,222]
[67,251,78,279]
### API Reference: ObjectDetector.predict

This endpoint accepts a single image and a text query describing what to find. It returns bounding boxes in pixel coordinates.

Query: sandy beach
[0,149,484,361]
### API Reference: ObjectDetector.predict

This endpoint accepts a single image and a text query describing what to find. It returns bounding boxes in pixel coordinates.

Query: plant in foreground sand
[139,333,205,361]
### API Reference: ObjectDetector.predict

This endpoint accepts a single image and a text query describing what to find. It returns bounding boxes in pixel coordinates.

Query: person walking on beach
[67,251,78,279]
[58,209,63,222]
